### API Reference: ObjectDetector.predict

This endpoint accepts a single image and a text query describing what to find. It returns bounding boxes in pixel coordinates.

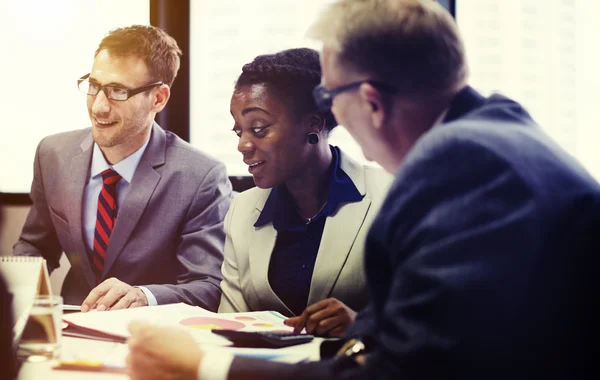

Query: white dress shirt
[82,138,158,306]
[198,352,235,380]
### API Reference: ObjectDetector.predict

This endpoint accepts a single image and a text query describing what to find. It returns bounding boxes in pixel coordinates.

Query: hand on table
[285,298,357,337]
[127,321,203,380]
[81,277,148,312]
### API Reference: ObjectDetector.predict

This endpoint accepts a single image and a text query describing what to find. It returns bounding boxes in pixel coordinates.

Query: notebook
[0,256,52,346]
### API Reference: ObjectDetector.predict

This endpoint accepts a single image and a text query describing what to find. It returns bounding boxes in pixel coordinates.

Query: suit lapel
[102,123,165,277]
[65,132,96,289]
[248,193,294,315]
[308,199,370,305]
[307,152,369,305]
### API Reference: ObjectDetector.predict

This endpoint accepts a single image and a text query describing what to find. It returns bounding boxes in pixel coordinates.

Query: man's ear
[151,84,171,113]
[358,83,386,130]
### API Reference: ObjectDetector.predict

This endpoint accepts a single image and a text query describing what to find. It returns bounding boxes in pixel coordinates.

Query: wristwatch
[335,338,367,359]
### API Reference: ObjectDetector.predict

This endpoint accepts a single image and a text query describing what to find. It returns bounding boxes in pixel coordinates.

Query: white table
[18,337,128,380]
[18,335,323,379]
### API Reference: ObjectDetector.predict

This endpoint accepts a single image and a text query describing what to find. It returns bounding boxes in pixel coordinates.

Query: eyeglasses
[77,74,163,101]
[313,80,398,111]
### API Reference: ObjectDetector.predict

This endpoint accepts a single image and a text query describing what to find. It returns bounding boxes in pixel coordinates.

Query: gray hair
[309,0,468,97]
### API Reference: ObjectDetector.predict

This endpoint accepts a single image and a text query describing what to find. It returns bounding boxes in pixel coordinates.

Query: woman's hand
[285,298,357,337]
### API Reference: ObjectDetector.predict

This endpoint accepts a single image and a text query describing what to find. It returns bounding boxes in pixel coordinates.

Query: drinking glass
[17,295,62,361]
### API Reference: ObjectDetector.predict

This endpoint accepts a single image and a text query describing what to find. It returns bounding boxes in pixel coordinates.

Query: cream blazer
[218,151,393,316]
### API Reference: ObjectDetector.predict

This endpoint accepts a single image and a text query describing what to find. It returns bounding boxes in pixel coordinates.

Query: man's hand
[81,277,148,312]
[285,298,357,337]
[127,321,203,380]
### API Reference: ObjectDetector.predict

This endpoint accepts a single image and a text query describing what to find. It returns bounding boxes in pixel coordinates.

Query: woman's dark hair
[234,48,337,132]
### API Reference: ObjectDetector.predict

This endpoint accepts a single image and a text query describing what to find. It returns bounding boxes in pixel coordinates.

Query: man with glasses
[126,1,598,379]
[14,25,232,312]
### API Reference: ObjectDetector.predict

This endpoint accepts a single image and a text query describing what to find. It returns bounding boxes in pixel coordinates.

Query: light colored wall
[0,205,28,256]
[1,204,69,294]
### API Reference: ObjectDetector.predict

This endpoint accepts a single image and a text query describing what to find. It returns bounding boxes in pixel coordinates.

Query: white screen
[189,0,371,177]
[457,0,600,179]
[0,0,149,193]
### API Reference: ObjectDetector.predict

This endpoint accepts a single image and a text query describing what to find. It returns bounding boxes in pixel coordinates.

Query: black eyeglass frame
[77,73,164,101]
[313,80,398,111]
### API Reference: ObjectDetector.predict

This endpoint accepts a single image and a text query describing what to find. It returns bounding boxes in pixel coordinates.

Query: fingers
[81,279,114,312]
[110,291,138,310]
[127,320,205,380]
[95,286,127,311]
[284,316,301,328]
[127,349,170,380]
[327,325,346,338]
[314,316,344,336]
[292,299,331,334]
[127,321,156,354]
[125,352,138,380]
[303,298,332,315]
[292,310,309,334]
[115,288,148,310]
[125,353,139,380]
[300,298,356,336]
[127,353,159,380]
[126,327,160,380]
[82,278,144,311]
[305,305,339,334]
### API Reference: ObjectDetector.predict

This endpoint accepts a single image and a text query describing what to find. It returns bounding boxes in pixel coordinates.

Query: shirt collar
[254,146,363,231]
[432,107,449,129]
[90,137,150,184]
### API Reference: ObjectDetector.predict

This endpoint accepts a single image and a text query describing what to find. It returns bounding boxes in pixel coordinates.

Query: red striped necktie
[92,168,122,283]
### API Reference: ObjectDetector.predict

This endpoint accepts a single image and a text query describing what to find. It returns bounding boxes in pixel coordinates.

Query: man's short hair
[309,0,467,97]
[96,25,182,87]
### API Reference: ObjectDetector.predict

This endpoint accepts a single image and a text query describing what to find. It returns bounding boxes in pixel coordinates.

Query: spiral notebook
[0,256,52,346]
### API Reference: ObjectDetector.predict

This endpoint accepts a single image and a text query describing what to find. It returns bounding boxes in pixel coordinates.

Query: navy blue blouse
[254,146,363,316]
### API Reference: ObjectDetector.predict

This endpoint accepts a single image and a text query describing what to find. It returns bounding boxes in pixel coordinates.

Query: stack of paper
[58,303,316,372]
[63,303,295,345]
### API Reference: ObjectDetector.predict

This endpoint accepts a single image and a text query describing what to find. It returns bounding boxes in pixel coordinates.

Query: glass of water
[17,295,63,361]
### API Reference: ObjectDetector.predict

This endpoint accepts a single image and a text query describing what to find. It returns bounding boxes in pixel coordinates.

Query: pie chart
[252,323,275,328]
[234,316,256,321]
[180,317,245,330]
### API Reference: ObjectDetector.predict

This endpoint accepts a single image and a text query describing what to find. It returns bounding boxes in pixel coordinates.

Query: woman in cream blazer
[219,48,392,337]
[219,152,391,336]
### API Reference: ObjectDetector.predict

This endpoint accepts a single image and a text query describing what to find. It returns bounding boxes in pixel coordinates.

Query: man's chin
[92,129,119,148]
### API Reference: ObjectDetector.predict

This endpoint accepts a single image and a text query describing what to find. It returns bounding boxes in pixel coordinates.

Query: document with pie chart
[179,310,293,333]
[63,303,294,344]
[61,304,312,367]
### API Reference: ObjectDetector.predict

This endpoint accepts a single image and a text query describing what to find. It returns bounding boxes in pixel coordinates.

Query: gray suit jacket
[218,151,392,316]
[14,123,232,310]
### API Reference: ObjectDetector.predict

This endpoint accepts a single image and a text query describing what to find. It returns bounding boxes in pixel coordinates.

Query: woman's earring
[307,133,319,145]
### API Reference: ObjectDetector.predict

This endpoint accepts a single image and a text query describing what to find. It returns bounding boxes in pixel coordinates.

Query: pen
[53,359,126,374]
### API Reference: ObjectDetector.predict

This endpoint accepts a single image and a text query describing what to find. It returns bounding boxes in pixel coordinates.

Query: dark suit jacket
[14,123,232,310]
[226,87,600,379]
